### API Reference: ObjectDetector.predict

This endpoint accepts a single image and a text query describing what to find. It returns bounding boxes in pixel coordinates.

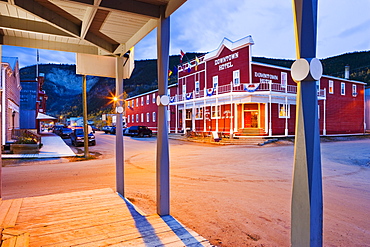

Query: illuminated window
[136,98,138,107]
[132,115,134,123]
[211,105,221,119]
[127,115,130,123]
[152,112,156,122]
[147,95,150,105]
[195,107,203,119]
[146,112,150,122]
[141,97,144,106]
[186,109,192,120]
[136,114,138,122]
[141,113,144,122]
[279,104,290,118]
[152,93,156,104]
[329,80,334,94]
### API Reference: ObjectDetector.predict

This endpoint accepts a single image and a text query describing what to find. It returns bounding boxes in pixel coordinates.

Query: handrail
[172,82,327,103]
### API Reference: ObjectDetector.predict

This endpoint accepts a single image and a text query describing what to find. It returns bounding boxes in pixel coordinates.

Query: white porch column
[285,86,289,136]
[156,6,170,216]
[115,57,125,196]
[192,90,195,130]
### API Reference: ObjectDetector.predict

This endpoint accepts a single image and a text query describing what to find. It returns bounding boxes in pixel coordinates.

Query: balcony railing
[170,82,326,103]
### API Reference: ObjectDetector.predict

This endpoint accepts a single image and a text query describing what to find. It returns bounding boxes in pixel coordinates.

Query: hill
[19,51,370,118]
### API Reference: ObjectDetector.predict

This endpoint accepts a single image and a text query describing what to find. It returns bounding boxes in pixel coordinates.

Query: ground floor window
[186,109,192,120]
[211,105,221,119]
[279,104,290,118]
[195,107,203,119]
[146,113,150,122]
[152,112,156,122]
[127,115,130,123]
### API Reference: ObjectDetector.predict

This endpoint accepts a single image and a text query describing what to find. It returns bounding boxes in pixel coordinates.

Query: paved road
[2,132,370,246]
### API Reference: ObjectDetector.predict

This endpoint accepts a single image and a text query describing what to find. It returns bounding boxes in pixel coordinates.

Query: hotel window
[233,70,240,86]
[195,107,203,119]
[132,100,134,108]
[136,98,138,107]
[127,115,130,123]
[329,80,334,94]
[146,95,150,105]
[316,80,320,93]
[279,104,290,118]
[141,113,144,122]
[341,82,345,95]
[195,81,200,94]
[136,114,138,122]
[182,84,186,96]
[213,76,218,93]
[141,97,144,106]
[127,101,130,108]
[352,84,357,97]
[152,93,156,104]
[186,109,192,120]
[281,72,287,88]
[152,112,156,122]
[211,105,221,119]
[146,112,150,122]
[132,115,134,123]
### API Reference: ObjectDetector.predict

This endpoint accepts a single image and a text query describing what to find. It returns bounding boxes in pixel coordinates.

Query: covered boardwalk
[0,188,211,246]
[0,0,211,246]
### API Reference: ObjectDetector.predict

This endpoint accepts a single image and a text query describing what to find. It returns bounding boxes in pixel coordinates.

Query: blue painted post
[291,0,323,246]
[156,6,170,216]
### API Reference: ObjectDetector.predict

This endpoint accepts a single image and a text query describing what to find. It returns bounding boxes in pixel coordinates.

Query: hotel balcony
[170,82,326,104]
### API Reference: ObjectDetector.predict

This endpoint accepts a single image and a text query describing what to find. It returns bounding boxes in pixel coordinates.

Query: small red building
[125,36,366,136]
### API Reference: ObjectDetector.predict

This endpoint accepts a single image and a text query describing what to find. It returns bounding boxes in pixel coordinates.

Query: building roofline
[205,36,254,61]
[126,83,178,100]
[252,61,367,85]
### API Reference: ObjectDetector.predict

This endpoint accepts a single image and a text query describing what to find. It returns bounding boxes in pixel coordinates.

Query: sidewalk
[2,133,76,159]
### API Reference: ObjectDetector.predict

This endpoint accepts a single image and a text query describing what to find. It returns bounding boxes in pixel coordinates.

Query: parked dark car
[52,125,63,134]
[110,126,116,134]
[102,126,114,134]
[70,128,96,146]
[90,125,100,132]
[59,127,73,139]
[124,126,152,137]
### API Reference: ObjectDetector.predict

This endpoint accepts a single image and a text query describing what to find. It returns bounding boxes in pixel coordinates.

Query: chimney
[344,65,350,79]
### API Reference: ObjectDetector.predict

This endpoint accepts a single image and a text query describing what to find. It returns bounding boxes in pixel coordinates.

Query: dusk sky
[2,0,370,68]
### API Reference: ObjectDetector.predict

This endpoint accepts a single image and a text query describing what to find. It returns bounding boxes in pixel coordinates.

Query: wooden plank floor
[0,188,212,247]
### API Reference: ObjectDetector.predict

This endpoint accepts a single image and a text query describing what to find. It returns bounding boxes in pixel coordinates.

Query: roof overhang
[0,0,186,56]
[36,112,57,120]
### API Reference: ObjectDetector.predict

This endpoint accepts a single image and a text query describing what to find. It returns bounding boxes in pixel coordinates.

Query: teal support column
[156,6,170,216]
[291,0,323,246]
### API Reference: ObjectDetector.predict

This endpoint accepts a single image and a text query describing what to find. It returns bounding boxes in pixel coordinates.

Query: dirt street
[2,133,370,246]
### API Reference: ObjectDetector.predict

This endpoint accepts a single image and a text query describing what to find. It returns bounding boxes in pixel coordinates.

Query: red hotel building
[125,36,366,136]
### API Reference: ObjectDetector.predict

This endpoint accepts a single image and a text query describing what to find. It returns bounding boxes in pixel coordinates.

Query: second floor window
[233,70,240,86]
[341,82,345,95]
[329,80,334,94]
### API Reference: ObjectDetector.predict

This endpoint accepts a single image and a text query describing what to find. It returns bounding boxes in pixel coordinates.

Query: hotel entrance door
[243,103,259,128]
[244,111,259,128]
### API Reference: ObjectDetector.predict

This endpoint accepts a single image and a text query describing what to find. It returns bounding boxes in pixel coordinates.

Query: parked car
[70,128,96,146]
[110,126,116,134]
[123,126,152,137]
[90,125,100,132]
[59,127,73,139]
[52,125,63,134]
[102,126,114,134]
